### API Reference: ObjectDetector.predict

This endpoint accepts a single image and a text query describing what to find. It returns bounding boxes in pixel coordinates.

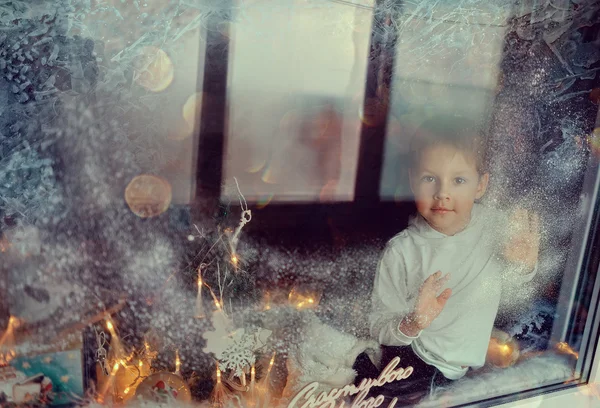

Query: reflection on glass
[223,0,375,203]
[71,1,206,204]
[380,2,510,200]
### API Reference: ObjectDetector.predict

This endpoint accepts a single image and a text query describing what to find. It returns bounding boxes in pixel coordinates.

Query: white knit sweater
[369,204,537,380]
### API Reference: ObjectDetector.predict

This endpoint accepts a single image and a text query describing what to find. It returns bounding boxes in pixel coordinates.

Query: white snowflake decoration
[219,333,257,378]
[202,310,272,379]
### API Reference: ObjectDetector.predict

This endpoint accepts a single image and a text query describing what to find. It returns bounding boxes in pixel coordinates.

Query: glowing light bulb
[232,255,238,266]
[216,367,222,383]
[139,360,143,367]
[269,354,275,367]
[175,350,181,373]
[123,387,130,395]
[106,320,114,331]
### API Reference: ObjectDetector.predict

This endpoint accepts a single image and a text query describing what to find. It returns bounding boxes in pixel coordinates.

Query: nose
[434,182,450,201]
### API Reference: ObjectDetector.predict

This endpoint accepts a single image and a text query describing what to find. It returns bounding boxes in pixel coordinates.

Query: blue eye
[455,177,467,184]
[422,176,435,183]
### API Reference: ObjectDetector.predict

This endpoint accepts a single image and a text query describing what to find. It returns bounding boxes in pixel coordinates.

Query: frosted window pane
[380,2,510,200]
[74,4,206,205]
[223,0,375,203]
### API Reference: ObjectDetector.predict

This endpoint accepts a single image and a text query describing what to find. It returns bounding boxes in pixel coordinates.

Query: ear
[475,173,489,200]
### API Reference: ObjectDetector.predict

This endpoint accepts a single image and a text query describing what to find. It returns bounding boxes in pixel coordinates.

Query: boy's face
[409,144,489,236]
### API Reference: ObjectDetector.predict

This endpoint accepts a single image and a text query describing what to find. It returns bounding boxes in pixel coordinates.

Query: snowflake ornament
[219,333,257,378]
[202,310,272,378]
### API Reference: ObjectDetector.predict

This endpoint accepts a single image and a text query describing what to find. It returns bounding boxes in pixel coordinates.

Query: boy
[362,116,540,405]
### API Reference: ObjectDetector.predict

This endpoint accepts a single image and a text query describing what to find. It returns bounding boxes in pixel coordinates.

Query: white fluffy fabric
[417,353,575,407]
[282,311,380,399]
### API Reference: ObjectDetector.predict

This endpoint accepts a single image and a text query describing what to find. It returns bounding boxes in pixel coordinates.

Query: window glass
[223,0,374,203]
[380,1,509,200]
[380,0,600,404]
[70,0,207,205]
[1,1,599,408]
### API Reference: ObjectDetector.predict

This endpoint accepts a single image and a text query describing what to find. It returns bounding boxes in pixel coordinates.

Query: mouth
[431,208,452,214]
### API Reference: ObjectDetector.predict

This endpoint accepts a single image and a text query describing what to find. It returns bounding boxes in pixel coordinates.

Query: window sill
[496,382,600,408]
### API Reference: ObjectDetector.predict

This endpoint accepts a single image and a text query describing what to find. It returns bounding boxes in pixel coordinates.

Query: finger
[509,208,524,234]
[529,212,540,235]
[511,207,523,221]
[427,271,442,284]
[437,288,452,307]
[514,208,527,229]
[434,273,451,287]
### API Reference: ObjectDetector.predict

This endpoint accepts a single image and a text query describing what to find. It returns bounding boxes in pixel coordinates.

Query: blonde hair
[409,115,488,174]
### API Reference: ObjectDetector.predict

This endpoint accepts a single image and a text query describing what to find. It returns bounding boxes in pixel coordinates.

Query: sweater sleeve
[369,244,422,346]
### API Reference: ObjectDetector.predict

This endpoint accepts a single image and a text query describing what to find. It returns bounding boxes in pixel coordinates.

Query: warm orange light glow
[288,288,321,310]
[486,335,520,368]
[269,353,276,367]
[232,255,239,266]
[133,46,174,92]
[0,349,16,367]
[0,236,9,253]
[106,320,114,332]
[556,342,579,359]
[216,367,222,384]
[263,291,272,311]
[139,360,144,368]
[123,387,130,395]
[0,318,18,366]
[175,350,181,373]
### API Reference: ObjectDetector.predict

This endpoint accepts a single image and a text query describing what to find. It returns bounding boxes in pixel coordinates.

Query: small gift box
[12,373,53,404]
[0,368,53,404]
[7,334,85,406]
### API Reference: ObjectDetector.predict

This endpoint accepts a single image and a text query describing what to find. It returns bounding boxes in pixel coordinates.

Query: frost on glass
[0,0,599,407]
[381,0,599,404]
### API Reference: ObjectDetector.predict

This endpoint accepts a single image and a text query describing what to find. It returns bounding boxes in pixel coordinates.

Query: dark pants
[353,346,452,407]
